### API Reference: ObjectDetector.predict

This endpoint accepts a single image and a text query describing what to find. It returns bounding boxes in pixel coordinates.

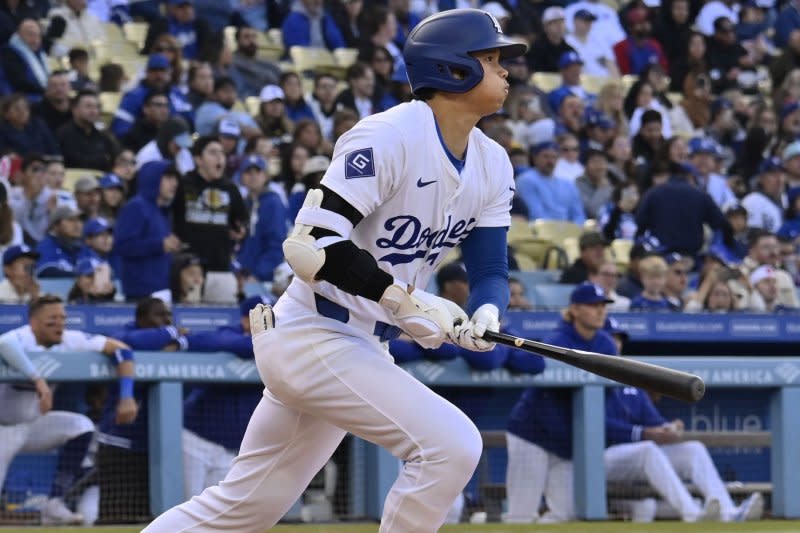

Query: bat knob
[689,377,706,403]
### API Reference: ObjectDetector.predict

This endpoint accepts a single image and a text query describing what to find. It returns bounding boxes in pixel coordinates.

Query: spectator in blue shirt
[280,71,315,123]
[687,137,736,209]
[775,0,800,47]
[80,217,121,278]
[110,54,193,138]
[194,76,260,137]
[630,255,679,311]
[35,205,85,277]
[142,0,219,60]
[505,282,615,523]
[113,161,183,301]
[515,141,586,224]
[548,51,595,113]
[0,92,59,156]
[281,0,346,52]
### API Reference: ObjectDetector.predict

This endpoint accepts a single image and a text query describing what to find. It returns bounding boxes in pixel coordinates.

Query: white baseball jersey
[0,326,107,425]
[284,100,515,335]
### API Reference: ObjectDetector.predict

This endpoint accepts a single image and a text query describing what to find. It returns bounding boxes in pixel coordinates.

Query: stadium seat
[39,278,75,299]
[99,92,122,126]
[581,74,607,94]
[620,74,638,93]
[562,236,580,264]
[530,283,576,309]
[508,219,553,267]
[245,96,261,117]
[531,220,583,243]
[333,48,359,68]
[289,46,338,73]
[64,168,101,192]
[267,28,284,49]
[611,239,633,263]
[122,22,148,50]
[530,72,561,92]
[583,219,599,232]
[510,269,562,287]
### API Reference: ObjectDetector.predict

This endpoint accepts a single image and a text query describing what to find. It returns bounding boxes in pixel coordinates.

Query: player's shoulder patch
[344,148,375,179]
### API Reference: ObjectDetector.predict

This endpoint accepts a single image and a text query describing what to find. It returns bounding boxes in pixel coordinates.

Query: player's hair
[639,256,668,276]
[28,294,64,317]
[135,297,167,323]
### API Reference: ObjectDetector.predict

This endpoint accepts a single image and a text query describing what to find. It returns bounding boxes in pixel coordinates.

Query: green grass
[6,522,800,533]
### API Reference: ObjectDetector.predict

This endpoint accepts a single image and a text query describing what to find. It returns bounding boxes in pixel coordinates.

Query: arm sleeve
[503,326,545,374]
[460,344,508,370]
[0,330,39,379]
[187,329,255,359]
[62,330,108,351]
[423,342,460,360]
[388,339,425,363]
[118,327,181,351]
[461,226,510,317]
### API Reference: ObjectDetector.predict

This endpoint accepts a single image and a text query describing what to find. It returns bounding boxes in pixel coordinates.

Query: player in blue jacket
[113,161,181,301]
[505,282,616,523]
[236,155,288,281]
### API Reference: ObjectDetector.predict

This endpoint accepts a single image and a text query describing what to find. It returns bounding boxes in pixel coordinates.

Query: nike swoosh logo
[417,178,436,188]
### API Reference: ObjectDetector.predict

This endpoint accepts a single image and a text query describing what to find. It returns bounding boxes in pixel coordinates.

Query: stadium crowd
[0,0,793,526]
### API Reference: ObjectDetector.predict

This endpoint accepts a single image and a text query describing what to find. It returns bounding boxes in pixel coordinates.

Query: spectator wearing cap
[582,108,616,155]
[0,19,49,101]
[527,7,576,73]
[564,0,626,51]
[46,0,104,53]
[696,0,739,36]
[288,154,330,223]
[136,116,195,176]
[706,17,751,93]
[281,0,346,52]
[0,244,39,302]
[73,175,101,222]
[143,0,218,60]
[195,76,260,138]
[174,136,248,302]
[778,186,800,242]
[67,256,115,303]
[505,281,613,524]
[613,7,668,76]
[114,160,182,301]
[56,90,119,171]
[9,153,54,245]
[629,255,678,311]
[516,141,586,224]
[548,51,595,113]
[664,253,692,310]
[81,216,120,277]
[576,150,613,219]
[561,231,608,284]
[35,205,86,277]
[98,173,126,222]
[111,53,194,138]
[637,165,732,257]
[688,137,736,209]
[742,157,787,233]
[738,228,799,308]
[230,25,281,99]
[565,9,619,78]
[0,93,60,157]
[748,265,784,312]
[588,259,630,311]
[121,90,170,153]
[256,84,293,142]
[235,155,287,282]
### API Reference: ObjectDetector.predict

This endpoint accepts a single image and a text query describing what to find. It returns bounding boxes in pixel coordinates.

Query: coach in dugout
[0,294,137,525]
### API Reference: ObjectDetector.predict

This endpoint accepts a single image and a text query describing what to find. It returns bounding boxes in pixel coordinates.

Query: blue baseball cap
[559,51,583,69]
[75,257,100,276]
[2,244,39,266]
[604,317,629,340]
[147,53,170,70]
[585,108,615,129]
[710,97,732,118]
[570,282,614,305]
[760,156,784,174]
[239,295,268,317]
[99,173,124,189]
[688,137,717,156]
[84,217,112,237]
[238,154,267,174]
[530,140,559,155]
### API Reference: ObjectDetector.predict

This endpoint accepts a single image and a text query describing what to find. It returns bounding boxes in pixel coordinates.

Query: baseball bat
[483,330,705,403]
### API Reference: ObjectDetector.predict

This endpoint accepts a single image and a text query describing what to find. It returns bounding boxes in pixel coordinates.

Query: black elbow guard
[316,240,394,302]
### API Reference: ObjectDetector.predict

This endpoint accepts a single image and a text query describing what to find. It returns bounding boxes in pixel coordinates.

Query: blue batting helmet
[403,8,528,95]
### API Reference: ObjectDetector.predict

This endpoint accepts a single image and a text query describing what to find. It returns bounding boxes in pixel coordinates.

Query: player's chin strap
[283,188,394,302]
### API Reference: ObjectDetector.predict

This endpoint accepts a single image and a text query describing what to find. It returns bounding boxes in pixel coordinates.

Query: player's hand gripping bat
[483,330,705,403]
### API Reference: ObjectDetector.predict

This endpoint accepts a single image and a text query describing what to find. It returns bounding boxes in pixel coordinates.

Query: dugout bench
[0,353,798,522]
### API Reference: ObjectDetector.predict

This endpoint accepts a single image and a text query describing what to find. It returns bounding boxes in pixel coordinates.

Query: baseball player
[144,8,525,533]
[0,294,137,525]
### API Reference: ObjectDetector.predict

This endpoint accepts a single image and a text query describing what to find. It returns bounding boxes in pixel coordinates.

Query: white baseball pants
[503,432,574,523]
[182,429,236,501]
[605,440,736,520]
[143,296,483,533]
[0,411,95,489]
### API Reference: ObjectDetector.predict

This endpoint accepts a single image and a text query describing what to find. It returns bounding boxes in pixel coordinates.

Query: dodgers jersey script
[284,100,515,334]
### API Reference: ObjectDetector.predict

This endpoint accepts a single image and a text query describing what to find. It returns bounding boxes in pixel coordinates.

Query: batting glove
[452,304,499,352]
[249,303,276,336]
[380,283,467,349]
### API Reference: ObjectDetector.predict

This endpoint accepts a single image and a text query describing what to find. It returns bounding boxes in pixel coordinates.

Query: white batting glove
[380,282,466,349]
[453,304,499,352]
[249,303,275,336]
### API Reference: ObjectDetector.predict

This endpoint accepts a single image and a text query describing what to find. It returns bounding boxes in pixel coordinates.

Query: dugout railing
[0,353,798,521]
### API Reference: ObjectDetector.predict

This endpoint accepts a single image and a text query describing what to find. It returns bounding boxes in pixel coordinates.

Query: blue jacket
[629,295,678,312]
[506,320,617,458]
[111,83,193,137]
[183,325,263,451]
[237,190,287,281]
[775,4,800,47]
[285,99,316,123]
[778,217,800,242]
[0,116,59,156]
[35,235,86,277]
[606,386,666,446]
[281,10,345,51]
[78,247,122,280]
[113,160,173,299]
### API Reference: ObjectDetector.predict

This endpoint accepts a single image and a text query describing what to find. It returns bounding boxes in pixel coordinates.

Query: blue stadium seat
[38,278,75,299]
[530,284,576,309]
[510,270,562,289]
